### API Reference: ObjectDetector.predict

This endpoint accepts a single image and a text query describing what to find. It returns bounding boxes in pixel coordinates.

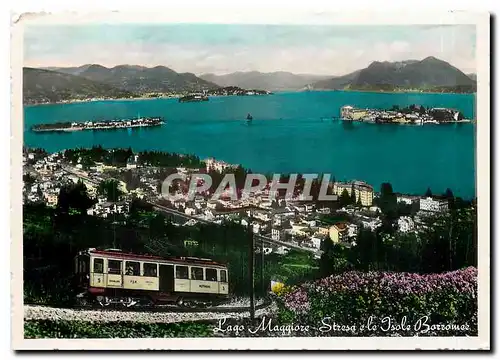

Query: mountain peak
[421,56,446,63]
[86,64,109,70]
[312,56,475,90]
[112,64,147,71]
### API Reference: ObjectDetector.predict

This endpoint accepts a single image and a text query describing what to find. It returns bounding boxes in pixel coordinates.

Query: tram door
[159,264,174,292]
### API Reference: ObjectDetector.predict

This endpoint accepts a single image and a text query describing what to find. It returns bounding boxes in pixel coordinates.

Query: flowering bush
[278,267,477,336]
[271,281,296,297]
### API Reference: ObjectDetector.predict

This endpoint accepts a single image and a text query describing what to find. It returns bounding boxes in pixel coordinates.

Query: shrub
[24,320,213,339]
[278,267,477,336]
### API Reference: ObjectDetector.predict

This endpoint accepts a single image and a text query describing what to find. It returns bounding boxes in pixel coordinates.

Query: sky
[23,24,476,76]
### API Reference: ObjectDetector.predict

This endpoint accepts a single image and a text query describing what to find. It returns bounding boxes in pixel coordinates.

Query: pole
[248,212,255,320]
[260,238,265,296]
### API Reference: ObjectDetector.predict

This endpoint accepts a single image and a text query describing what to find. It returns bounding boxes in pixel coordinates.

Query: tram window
[191,267,204,280]
[79,257,89,273]
[93,258,104,273]
[206,268,217,281]
[176,266,189,279]
[125,261,140,276]
[144,263,158,277]
[108,260,122,275]
[220,270,227,283]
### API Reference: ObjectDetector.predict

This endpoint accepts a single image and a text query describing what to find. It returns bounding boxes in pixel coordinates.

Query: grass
[24,319,214,339]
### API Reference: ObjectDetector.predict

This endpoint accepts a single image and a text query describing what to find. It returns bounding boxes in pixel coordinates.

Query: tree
[356,195,363,207]
[349,227,381,271]
[379,183,397,215]
[23,173,36,188]
[319,239,351,277]
[80,156,95,170]
[339,189,351,208]
[425,187,433,197]
[444,188,455,209]
[57,181,95,214]
[377,183,398,233]
[98,179,123,202]
[123,170,141,191]
[350,185,357,205]
[444,188,454,198]
[380,182,394,198]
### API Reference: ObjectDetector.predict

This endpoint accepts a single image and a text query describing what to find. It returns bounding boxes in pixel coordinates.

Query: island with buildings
[178,94,210,103]
[31,117,165,133]
[178,87,273,103]
[340,105,471,125]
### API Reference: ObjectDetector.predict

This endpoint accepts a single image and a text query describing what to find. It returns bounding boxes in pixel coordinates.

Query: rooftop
[334,222,348,231]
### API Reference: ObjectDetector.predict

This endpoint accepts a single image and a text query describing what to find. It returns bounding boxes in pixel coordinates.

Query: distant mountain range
[23,67,135,105]
[44,64,219,94]
[199,71,331,91]
[23,56,476,104]
[311,57,476,92]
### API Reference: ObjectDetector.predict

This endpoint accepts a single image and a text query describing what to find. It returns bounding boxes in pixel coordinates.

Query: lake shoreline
[23,89,476,107]
[23,91,476,199]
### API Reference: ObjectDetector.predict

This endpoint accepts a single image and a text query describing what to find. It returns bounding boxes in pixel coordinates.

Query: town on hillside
[23,147,467,258]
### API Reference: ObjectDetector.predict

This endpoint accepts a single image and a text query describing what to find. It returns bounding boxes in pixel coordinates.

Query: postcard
[11,9,490,350]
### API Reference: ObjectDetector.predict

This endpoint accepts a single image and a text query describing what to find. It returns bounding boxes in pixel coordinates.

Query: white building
[347,223,358,238]
[361,218,383,231]
[43,192,59,207]
[340,105,354,119]
[254,211,272,222]
[275,246,290,255]
[207,201,218,210]
[205,158,237,173]
[419,197,449,213]
[310,234,327,249]
[397,195,418,205]
[369,206,381,213]
[398,216,415,233]
[304,204,315,213]
[317,207,331,214]
[271,227,285,241]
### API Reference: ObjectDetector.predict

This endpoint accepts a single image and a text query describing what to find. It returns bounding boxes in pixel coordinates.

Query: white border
[10,9,490,351]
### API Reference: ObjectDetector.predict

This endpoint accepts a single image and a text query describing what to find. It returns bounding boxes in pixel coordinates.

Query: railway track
[24,297,276,324]
[25,297,272,314]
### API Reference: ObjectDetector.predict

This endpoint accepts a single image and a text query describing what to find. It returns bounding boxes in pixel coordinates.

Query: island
[178,94,209,103]
[31,117,165,133]
[206,86,272,96]
[340,105,472,125]
[178,87,273,103]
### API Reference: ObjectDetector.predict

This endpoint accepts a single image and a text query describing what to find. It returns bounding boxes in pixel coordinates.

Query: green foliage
[23,173,36,188]
[57,181,95,215]
[278,267,477,336]
[98,179,124,202]
[319,212,353,225]
[319,204,477,277]
[23,202,320,304]
[24,320,213,339]
[339,189,351,208]
[138,150,205,168]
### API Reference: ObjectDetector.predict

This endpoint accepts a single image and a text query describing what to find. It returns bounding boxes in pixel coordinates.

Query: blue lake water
[23,91,476,198]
